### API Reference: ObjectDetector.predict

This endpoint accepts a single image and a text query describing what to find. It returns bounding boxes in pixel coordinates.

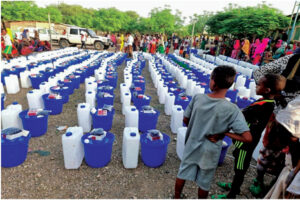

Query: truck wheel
[94,41,104,50]
[59,39,69,48]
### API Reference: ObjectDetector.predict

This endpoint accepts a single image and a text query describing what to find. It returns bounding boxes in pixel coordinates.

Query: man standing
[81,31,87,49]
[127,32,134,58]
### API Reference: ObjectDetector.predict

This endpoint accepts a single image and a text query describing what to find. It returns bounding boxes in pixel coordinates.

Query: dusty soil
[1,54,273,199]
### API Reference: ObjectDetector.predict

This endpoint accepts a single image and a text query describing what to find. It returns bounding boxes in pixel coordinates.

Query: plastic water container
[81,132,115,168]
[19,110,49,137]
[186,79,196,96]
[235,75,246,89]
[96,92,115,107]
[237,87,251,99]
[40,82,50,95]
[29,73,45,89]
[158,85,168,104]
[2,107,23,130]
[175,94,191,110]
[218,136,232,165]
[91,107,115,131]
[226,89,238,103]
[120,83,130,94]
[176,127,187,160]
[85,90,96,108]
[27,90,45,109]
[1,93,5,110]
[1,129,31,167]
[138,106,160,133]
[86,81,97,92]
[50,85,69,104]
[132,94,151,110]
[122,127,140,169]
[77,103,92,133]
[170,106,184,134]
[42,94,63,115]
[140,131,170,168]
[164,93,175,115]
[237,96,253,109]
[85,77,96,88]
[62,127,84,169]
[122,92,131,115]
[125,106,139,128]
[249,81,257,98]
[20,71,32,88]
[4,75,20,94]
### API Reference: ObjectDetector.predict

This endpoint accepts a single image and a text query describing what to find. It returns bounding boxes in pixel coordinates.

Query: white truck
[38,26,111,50]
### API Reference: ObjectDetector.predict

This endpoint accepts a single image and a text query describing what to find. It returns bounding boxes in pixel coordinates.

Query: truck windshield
[87,29,97,37]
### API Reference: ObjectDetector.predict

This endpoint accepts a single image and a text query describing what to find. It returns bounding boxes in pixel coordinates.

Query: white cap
[276,95,300,138]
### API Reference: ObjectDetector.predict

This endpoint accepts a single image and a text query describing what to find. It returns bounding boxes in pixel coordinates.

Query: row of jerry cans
[161,54,258,109]
[61,126,170,169]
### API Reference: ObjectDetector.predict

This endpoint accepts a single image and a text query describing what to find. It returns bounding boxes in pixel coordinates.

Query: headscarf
[241,39,250,55]
[276,39,283,48]
[233,39,240,50]
[253,38,269,57]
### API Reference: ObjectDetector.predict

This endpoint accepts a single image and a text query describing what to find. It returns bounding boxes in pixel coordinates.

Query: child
[174,65,252,199]
[212,73,286,199]
[1,29,13,60]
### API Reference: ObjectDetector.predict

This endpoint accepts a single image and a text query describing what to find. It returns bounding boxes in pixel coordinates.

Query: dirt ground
[1,53,273,199]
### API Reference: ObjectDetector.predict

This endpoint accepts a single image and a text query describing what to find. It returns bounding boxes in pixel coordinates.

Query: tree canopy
[205,3,289,38]
[1,1,290,38]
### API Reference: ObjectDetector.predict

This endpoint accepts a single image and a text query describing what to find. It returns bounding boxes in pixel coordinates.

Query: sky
[34,0,298,23]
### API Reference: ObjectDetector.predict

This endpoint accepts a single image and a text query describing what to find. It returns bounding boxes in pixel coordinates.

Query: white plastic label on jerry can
[62,126,84,169]
[122,127,140,169]
[177,127,187,160]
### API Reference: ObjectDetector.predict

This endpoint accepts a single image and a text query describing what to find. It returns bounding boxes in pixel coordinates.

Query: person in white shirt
[2,29,13,60]
[126,32,134,58]
[81,31,87,49]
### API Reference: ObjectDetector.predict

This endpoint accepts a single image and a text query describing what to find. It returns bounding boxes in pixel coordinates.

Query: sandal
[211,194,227,199]
[217,182,232,191]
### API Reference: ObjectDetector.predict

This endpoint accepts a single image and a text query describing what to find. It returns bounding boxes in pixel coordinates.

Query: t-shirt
[127,35,134,46]
[81,32,87,42]
[3,34,12,46]
[233,98,275,151]
[181,94,249,170]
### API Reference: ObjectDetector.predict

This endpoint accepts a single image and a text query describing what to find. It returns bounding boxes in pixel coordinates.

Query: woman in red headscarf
[252,38,269,65]
[231,39,240,59]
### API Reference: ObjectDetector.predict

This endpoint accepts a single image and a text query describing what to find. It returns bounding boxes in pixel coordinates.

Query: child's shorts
[177,164,216,191]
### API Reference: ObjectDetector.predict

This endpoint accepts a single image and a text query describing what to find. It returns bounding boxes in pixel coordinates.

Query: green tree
[206,3,289,38]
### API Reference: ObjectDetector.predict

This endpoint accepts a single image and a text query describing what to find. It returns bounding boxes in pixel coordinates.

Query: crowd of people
[108,31,300,67]
[1,28,51,60]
